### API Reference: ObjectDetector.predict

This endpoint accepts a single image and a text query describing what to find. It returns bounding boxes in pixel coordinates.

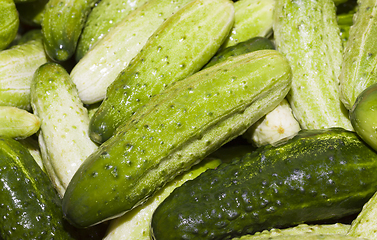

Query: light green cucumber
[0,38,48,110]
[339,0,377,110]
[103,157,221,240]
[0,0,19,50]
[30,62,98,198]
[41,0,99,61]
[221,0,274,49]
[62,49,292,228]
[236,233,366,240]
[76,0,149,61]
[70,0,195,104]
[0,106,40,139]
[89,0,235,144]
[273,0,353,130]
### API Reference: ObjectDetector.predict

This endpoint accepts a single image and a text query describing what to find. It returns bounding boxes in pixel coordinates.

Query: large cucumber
[0,0,19,50]
[89,0,234,144]
[70,0,194,104]
[75,0,149,61]
[151,128,377,240]
[273,0,353,130]
[30,62,98,197]
[339,0,377,110]
[62,50,292,228]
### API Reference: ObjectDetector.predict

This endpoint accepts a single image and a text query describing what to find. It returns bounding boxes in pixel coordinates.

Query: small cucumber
[273,0,353,131]
[0,106,40,139]
[0,0,19,50]
[0,38,48,110]
[62,50,292,228]
[103,157,221,240]
[75,0,149,61]
[151,128,377,240]
[339,0,377,110]
[221,0,274,49]
[30,62,98,197]
[89,0,234,144]
[41,0,99,61]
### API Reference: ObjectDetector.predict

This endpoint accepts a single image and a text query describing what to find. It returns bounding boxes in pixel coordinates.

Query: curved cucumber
[273,0,353,130]
[62,50,292,228]
[76,0,149,61]
[0,0,19,50]
[89,0,234,144]
[151,128,377,239]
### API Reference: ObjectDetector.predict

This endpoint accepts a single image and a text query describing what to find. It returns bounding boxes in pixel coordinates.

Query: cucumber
[0,0,19,50]
[75,0,149,61]
[30,62,98,197]
[235,234,366,240]
[62,49,292,228]
[89,0,235,144]
[0,106,40,139]
[221,0,274,49]
[41,0,99,61]
[273,0,353,131]
[204,36,275,69]
[150,128,377,240]
[339,0,377,110]
[70,0,193,104]
[0,137,75,239]
[103,157,221,240]
[18,137,45,171]
[0,38,48,110]
[16,0,48,27]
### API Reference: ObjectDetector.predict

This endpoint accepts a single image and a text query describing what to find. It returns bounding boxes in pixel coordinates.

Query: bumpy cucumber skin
[30,62,98,197]
[89,0,235,144]
[151,128,377,240]
[41,0,99,61]
[273,0,353,131]
[62,50,292,228]
[76,0,149,61]
[339,0,377,110]
[0,0,19,50]
[204,37,275,69]
[0,137,75,240]
[0,39,48,110]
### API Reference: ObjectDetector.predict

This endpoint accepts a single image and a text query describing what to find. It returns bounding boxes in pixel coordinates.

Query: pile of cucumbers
[3,0,377,239]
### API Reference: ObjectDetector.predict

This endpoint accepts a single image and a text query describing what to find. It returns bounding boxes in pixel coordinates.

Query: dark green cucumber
[203,37,275,69]
[151,128,377,240]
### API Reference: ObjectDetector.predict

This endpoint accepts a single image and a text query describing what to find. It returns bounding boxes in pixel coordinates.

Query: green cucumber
[41,0,99,61]
[16,0,48,27]
[30,62,98,197]
[75,0,149,61]
[0,0,19,50]
[273,0,353,130]
[221,0,274,49]
[0,137,75,239]
[151,128,377,240]
[70,0,193,104]
[0,106,40,139]
[235,234,366,240]
[339,0,377,110]
[89,0,234,144]
[0,38,48,110]
[103,157,221,240]
[62,49,292,228]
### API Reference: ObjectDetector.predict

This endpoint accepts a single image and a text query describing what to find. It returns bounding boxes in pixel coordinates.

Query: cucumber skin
[273,0,353,131]
[0,0,19,50]
[89,0,235,144]
[41,0,99,61]
[62,50,292,228]
[151,128,377,240]
[0,137,75,240]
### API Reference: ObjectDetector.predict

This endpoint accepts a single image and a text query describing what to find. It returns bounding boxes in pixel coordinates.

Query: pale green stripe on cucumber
[0,38,48,110]
[75,0,149,61]
[89,0,235,144]
[273,0,353,131]
[221,0,274,49]
[339,0,377,110]
[30,62,98,197]
[70,0,194,104]
[62,49,292,228]
[0,0,19,50]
